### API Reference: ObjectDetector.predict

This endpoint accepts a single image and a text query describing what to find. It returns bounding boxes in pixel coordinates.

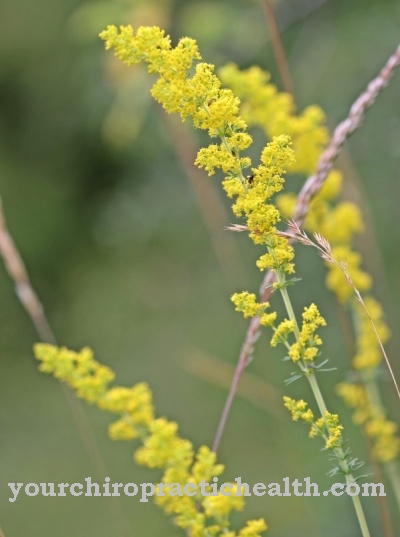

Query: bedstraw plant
[4,21,396,537]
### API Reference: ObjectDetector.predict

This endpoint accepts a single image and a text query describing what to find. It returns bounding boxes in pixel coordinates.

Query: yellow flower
[231,292,276,326]
[270,320,295,347]
[219,63,327,175]
[283,396,314,423]
[238,519,268,537]
[203,484,245,519]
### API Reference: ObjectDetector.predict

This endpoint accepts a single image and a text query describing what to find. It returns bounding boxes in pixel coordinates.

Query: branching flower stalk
[1,12,397,537]
[232,264,371,537]
[224,38,400,522]
[274,266,371,537]
[34,343,267,537]
[215,44,400,460]
[46,23,376,535]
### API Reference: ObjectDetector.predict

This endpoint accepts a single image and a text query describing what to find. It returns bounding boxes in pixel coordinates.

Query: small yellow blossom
[108,417,139,440]
[203,484,244,519]
[309,411,343,449]
[190,445,225,485]
[231,292,276,326]
[238,519,268,537]
[287,304,326,363]
[283,396,314,423]
[270,320,295,347]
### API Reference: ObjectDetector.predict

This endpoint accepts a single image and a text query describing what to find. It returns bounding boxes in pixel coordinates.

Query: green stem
[385,460,400,514]
[307,373,328,416]
[276,267,371,537]
[346,475,372,537]
[278,281,300,338]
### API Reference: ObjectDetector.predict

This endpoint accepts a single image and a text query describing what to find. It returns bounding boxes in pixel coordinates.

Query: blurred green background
[1,0,400,535]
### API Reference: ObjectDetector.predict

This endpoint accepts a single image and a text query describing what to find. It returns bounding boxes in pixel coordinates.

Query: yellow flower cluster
[268,304,326,364]
[102,384,155,440]
[337,382,400,462]
[100,25,295,276]
[227,135,295,256]
[220,58,398,470]
[310,412,344,450]
[289,304,326,362]
[219,64,328,175]
[231,292,277,327]
[283,397,314,423]
[283,397,343,450]
[34,343,267,537]
[218,62,372,309]
[256,233,295,274]
[270,319,295,347]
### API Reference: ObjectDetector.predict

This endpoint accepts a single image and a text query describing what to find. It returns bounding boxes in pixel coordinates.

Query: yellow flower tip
[283,396,314,423]
[203,484,245,518]
[108,419,139,441]
[270,319,295,347]
[231,291,274,322]
[238,518,268,536]
[99,24,119,47]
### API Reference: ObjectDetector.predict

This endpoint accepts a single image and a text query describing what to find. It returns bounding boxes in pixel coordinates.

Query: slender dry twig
[0,200,55,344]
[293,44,400,226]
[261,0,295,96]
[212,43,400,453]
[181,347,285,419]
[0,197,130,537]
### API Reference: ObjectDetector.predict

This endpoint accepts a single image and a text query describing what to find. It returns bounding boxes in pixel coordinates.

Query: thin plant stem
[212,43,400,454]
[349,484,372,537]
[278,275,371,537]
[182,347,285,418]
[261,0,295,96]
[306,372,328,416]
[385,460,400,513]
[292,44,400,226]
[277,280,300,337]
[212,317,261,452]
[0,197,131,537]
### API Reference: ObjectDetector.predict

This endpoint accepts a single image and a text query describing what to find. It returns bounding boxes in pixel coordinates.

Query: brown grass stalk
[261,0,295,96]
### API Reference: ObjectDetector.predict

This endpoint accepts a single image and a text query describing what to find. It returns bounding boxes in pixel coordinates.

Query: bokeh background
[1,0,400,535]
